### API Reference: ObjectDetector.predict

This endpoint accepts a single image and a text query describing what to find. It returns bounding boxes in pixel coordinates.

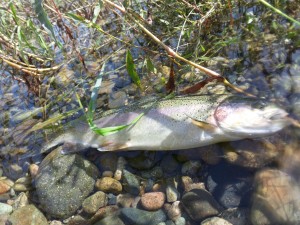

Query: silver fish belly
[43,95,290,153]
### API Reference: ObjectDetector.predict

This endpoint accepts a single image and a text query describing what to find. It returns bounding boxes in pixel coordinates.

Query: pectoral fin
[97,141,130,151]
[190,118,218,132]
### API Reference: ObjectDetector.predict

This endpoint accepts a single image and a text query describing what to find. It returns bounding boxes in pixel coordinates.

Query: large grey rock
[251,169,300,225]
[35,149,99,219]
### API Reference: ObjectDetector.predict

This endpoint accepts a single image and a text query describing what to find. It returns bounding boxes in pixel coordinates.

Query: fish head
[213,97,290,137]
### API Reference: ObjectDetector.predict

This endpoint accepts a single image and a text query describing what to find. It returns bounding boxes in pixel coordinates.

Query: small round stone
[96,177,122,194]
[140,192,166,211]
[0,177,13,194]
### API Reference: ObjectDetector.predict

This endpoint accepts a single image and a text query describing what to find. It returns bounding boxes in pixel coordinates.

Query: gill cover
[213,96,290,136]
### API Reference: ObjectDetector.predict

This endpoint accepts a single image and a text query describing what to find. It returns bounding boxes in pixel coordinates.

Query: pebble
[13,176,32,191]
[140,192,165,211]
[181,160,201,176]
[166,178,180,203]
[174,217,186,225]
[161,154,180,174]
[140,166,163,179]
[0,177,14,194]
[206,162,253,208]
[251,169,300,225]
[114,156,127,181]
[122,169,140,195]
[3,163,25,180]
[94,215,125,225]
[35,149,99,219]
[49,220,63,225]
[117,193,136,208]
[0,202,13,215]
[165,201,182,221]
[97,152,119,172]
[120,208,167,225]
[220,207,250,225]
[222,139,280,169]
[8,204,48,225]
[96,177,122,194]
[201,216,233,225]
[181,189,222,221]
[181,176,205,192]
[82,191,108,214]
[108,91,128,109]
[102,171,114,177]
[127,152,158,170]
[12,192,29,210]
[29,164,39,178]
[89,205,119,224]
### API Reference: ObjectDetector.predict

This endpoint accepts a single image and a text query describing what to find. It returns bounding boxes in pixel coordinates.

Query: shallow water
[1,0,300,224]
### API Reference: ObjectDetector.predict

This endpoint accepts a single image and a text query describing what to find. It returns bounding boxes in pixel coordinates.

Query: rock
[181,160,201,176]
[220,207,251,225]
[96,153,119,172]
[165,201,182,221]
[122,169,140,195]
[127,152,158,170]
[0,202,13,215]
[13,176,32,191]
[251,169,300,225]
[29,164,39,178]
[120,208,167,225]
[161,154,180,174]
[8,204,48,225]
[94,215,125,225]
[140,166,163,179]
[2,163,24,180]
[49,220,63,225]
[205,162,253,208]
[35,149,99,219]
[108,91,128,109]
[181,176,205,192]
[0,177,13,194]
[140,192,165,211]
[89,205,119,224]
[117,193,136,208]
[222,139,281,169]
[96,177,122,194]
[174,217,185,225]
[12,192,29,210]
[102,171,114,178]
[82,191,108,214]
[66,215,88,225]
[201,217,233,225]
[114,157,127,181]
[181,189,222,221]
[166,178,180,203]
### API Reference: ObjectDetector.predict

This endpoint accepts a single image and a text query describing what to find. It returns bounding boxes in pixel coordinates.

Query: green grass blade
[258,0,300,26]
[33,0,62,48]
[126,49,142,90]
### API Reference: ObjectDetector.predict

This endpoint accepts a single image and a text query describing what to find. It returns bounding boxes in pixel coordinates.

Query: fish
[42,94,291,154]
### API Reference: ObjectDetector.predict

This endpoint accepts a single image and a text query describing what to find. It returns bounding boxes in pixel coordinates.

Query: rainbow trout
[43,95,290,153]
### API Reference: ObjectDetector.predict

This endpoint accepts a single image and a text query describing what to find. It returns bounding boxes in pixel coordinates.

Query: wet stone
[201,216,233,225]
[96,177,122,194]
[181,189,222,222]
[251,169,300,225]
[166,178,180,203]
[127,152,159,170]
[8,204,48,225]
[117,193,136,208]
[165,201,182,221]
[120,208,167,225]
[161,154,180,175]
[0,177,13,194]
[82,191,108,214]
[181,160,201,176]
[140,192,166,211]
[206,162,253,208]
[94,215,125,225]
[35,150,99,219]
[12,192,29,210]
[122,169,140,195]
[0,202,13,215]
[220,207,250,225]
